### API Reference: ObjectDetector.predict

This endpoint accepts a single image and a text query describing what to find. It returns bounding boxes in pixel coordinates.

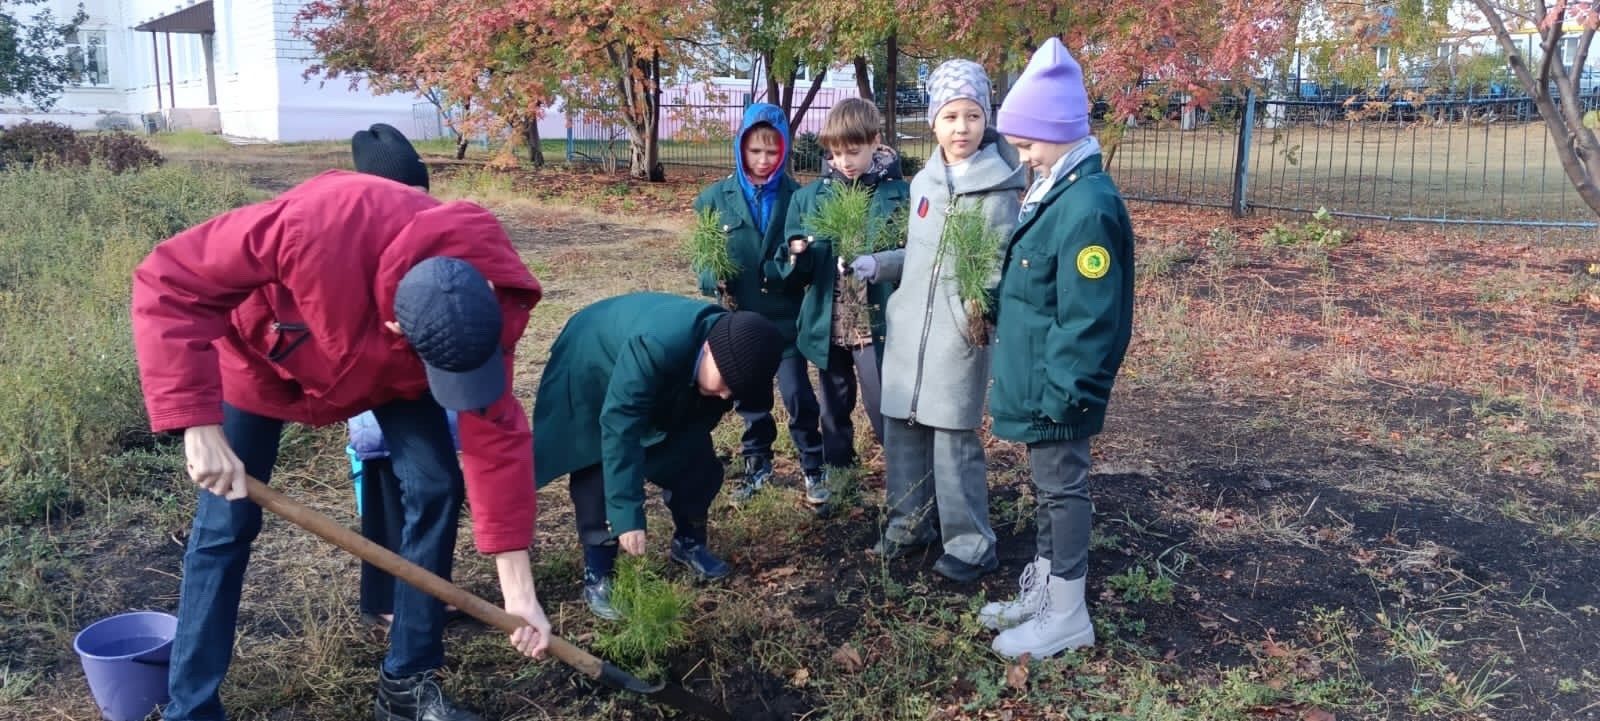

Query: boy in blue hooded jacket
[691,103,826,505]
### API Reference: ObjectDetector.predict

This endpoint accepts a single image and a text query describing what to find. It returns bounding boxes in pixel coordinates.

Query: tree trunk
[854,56,873,99]
[884,32,899,147]
[764,50,779,106]
[611,43,666,181]
[523,118,544,167]
[648,51,664,181]
[789,71,827,130]
[455,135,469,160]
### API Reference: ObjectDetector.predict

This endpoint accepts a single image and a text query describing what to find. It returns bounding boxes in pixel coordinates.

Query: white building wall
[269,0,416,142]
[3,0,422,140]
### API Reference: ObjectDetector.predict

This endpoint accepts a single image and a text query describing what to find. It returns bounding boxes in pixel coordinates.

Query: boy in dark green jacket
[533,293,784,619]
[979,38,1135,660]
[779,98,910,475]
[692,103,825,505]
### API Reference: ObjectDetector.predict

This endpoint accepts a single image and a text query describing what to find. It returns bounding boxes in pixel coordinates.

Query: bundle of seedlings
[941,205,1004,346]
[683,206,738,309]
[806,184,904,331]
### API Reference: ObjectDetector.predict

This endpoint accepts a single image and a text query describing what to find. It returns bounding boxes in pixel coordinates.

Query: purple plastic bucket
[72,611,177,721]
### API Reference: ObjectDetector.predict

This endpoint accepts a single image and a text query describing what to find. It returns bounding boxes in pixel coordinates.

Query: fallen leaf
[831,643,864,673]
[1005,659,1030,692]
[789,667,810,687]
[759,566,798,581]
[1301,708,1337,721]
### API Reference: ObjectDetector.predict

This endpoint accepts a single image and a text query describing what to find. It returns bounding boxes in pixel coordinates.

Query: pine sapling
[805,183,877,332]
[683,207,738,309]
[942,206,1004,346]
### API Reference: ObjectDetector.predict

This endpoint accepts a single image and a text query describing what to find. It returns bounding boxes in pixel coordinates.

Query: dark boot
[374,668,484,721]
[733,455,773,503]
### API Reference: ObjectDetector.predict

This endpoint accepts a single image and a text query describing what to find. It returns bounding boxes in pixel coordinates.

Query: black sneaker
[374,668,483,721]
[733,455,773,503]
[669,536,731,580]
[932,553,999,583]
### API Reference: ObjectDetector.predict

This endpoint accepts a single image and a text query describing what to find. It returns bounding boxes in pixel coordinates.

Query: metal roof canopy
[134,1,214,33]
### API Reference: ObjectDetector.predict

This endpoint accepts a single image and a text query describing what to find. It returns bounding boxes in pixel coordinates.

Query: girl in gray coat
[851,60,1025,582]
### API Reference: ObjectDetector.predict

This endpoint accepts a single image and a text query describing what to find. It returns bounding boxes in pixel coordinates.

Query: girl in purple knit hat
[980,37,1136,659]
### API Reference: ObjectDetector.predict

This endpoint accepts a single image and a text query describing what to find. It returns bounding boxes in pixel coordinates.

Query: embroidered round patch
[1076,245,1111,279]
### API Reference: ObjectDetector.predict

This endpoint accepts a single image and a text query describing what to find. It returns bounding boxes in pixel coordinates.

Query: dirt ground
[6,145,1599,721]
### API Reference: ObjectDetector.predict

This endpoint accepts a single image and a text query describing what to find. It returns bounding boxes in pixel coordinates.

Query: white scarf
[1021,136,1102,211]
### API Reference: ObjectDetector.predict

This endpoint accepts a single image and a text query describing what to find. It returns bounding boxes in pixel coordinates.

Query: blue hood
[735,103,790,232]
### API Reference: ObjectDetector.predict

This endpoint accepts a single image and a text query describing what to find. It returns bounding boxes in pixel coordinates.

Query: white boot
[978,557,1049,630]
[991,575,1094,659]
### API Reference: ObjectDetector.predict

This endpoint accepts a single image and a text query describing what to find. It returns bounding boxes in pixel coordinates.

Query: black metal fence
[1110,86,1600,227]
[422,80,1600,227]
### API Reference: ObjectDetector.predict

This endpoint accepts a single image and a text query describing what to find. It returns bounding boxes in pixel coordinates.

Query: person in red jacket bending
[132,167,548,721]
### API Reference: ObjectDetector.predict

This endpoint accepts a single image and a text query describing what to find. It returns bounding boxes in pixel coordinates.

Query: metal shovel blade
[243,476,733,721]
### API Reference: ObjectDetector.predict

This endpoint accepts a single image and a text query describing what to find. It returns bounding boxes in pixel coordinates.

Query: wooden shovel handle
[244,476,603,679]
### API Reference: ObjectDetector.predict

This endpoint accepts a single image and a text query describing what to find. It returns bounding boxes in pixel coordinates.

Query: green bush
[0,164,260,522]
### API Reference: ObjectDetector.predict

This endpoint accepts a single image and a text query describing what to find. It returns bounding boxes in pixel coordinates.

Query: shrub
[899,154,924,178]
[83,132,164,173]
[0,164,261,522]
[0,121,90,169]
[791,131,824,174]
[0,123,164,174]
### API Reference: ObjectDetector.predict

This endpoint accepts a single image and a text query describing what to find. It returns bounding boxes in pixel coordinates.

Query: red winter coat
[132,171,541,554]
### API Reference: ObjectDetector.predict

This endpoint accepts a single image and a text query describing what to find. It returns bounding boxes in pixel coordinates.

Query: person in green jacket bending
[532,293,784,619]
[692,103,825,505]
[978,38,1135,660]
[780,98,911,473]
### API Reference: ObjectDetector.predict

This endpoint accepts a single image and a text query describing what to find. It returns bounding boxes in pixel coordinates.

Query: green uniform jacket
[775,175,910,370]
[989,154,1135,444]
[692,174,804,356]
[533,293,733,534]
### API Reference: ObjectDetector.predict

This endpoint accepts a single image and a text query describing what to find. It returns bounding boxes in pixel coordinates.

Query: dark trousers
[736,353,824,473]
[816,342,883,467]
[358,458,462,616]
[1028,439,1093,581]
[165,397,461,721]
[568,432,725,575]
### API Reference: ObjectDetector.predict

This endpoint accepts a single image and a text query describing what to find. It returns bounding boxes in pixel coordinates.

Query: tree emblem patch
[1076,245,1111,279]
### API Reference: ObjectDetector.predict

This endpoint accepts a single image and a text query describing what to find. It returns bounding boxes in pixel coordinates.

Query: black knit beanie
[706,311,784,411]
[351,123,429,190]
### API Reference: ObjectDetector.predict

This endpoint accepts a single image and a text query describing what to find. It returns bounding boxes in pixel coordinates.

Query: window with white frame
[1562,36,1581,68]
[66,29,110,86]
[712,44,754,81]
[1375,45,1392,69]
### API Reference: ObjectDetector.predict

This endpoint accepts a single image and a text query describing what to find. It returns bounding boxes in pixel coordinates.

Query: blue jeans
[736,353,824,473]
[165,398,463,721]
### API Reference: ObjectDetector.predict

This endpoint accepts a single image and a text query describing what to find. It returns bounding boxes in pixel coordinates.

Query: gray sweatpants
[881,419,996,567]
[1029,439,1093,581]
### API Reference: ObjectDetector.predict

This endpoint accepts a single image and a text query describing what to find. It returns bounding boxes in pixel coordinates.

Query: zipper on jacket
[906,165,964,425]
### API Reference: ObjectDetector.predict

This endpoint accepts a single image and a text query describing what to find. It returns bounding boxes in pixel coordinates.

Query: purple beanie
[996,38,1091,144]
